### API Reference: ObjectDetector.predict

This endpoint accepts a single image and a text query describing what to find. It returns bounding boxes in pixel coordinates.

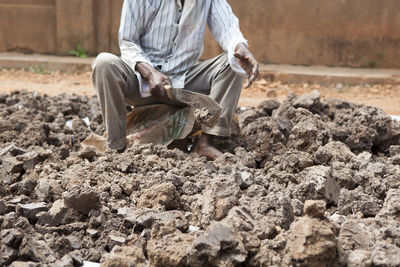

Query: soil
[1,68,400,115]
[1,80,400,266]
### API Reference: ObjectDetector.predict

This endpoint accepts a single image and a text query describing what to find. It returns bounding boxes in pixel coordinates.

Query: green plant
[68,43,88,58]
[25,66,51,75]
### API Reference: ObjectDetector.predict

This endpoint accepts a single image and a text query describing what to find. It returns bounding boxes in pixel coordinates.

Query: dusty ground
[1,68,400,115]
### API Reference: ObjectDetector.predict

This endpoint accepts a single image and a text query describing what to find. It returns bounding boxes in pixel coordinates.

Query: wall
[0,0,399,68]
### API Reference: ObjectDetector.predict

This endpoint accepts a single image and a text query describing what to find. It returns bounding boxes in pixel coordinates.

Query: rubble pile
[1,90,399,266]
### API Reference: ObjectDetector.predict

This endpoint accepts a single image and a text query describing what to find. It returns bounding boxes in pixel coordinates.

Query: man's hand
[234,43,259,88]
[135,62,171,99]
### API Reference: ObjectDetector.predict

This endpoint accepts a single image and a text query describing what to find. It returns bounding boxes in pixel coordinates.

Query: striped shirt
[119,0,247,97]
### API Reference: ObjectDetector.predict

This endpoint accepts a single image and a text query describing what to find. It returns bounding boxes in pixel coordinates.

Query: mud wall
[0,0,399,68]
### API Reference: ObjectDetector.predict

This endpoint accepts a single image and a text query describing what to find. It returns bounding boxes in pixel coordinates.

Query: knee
[92,53,119,73]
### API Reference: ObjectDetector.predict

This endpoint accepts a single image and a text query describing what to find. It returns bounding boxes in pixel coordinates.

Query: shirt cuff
[228,39,248,77]
[120,55,153,98]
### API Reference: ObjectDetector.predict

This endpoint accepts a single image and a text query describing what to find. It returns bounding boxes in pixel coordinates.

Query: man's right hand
[135,62,171,99]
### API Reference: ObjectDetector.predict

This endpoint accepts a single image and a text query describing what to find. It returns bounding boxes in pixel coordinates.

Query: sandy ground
[1,68,400,115]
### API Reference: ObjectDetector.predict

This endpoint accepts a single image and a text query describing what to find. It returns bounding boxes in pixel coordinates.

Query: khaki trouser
[91,53,244,150]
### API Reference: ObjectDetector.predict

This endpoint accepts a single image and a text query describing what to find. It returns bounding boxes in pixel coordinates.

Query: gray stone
[17,202,48,221]
[193,223,247,265]
[16,151,40,170]
[108,232,127,251]
[0,244,18,266]
[257,99,280,115]
[235,171,253,189]
[1,229,23,248]
[0,199,6,215]
[293,90,321,110]
[347,249,372,267]
[0,143,26,157]
[377,189,400,219]
[293,166,340,205]
[389,145,400,157]
[53,254,74,267]
[1,155,24,173]
[86,228,99,238]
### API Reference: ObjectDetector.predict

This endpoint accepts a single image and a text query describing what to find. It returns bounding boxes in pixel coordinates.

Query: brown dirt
[1,84,400,266]
[1,68,400,115]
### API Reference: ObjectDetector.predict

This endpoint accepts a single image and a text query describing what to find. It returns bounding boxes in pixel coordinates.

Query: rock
[347,249,372,267]
[389,145,400,157]
[1,155,24,173]
[304,200,326,218]
[34,178,63,201]
[102,246,149,267]
[78,145,97,161]
[0,244,18,266]
[108,232,127,251]
[0,199,6,215]
[87,229,99,239]
[257,99,280,115]
[292,90,321,112]
[235,171,253,189]
[9,261,39,267]
[17,202,48,221]
[314,141,355,165]
[377,189,400,219]
[18,237,56,263]
[293,166,340,205]
[338,188,382,217]
[192,223,247,266]
[1,229,23,248]
[16,151,41,170]
[0,143,26,157]
[237,108,261,129]
[193,176,241,226]
[138,182,180,210]
[283,216,338,266]
[63,186,101,213]
[53,255,74,267]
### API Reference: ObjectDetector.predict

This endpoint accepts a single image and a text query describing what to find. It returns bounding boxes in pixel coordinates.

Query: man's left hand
[234,43,259,88]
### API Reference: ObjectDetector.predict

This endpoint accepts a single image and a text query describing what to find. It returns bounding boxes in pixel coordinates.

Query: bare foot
[194,134,224,161]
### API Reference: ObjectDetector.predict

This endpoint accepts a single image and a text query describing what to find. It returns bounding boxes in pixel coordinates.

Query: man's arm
[208,0,259,88]
[119,0,171,97]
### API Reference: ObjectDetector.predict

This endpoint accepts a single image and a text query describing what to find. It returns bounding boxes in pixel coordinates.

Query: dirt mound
[1,90,400,266]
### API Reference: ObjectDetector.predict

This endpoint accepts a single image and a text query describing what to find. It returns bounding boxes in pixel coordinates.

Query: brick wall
[0,0,399,68]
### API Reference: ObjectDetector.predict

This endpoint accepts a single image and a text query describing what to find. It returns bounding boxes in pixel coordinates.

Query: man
[92,0,259,160]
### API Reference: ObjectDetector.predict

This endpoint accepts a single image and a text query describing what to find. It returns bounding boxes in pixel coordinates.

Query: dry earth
[0,83,400,266]
[1,68,400,115]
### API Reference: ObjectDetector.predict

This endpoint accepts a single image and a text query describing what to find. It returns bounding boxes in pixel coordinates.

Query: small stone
[347,249,372,267]
[1,155,24,173]
[87,229,99,239]
[0,244,18,266]
[53,254,74,267]
[0,144,27,157]
[109,233,127,250]
[266,89,278,98]
[235,171,253,189]
[9,261,39,267]
[63,186,100,213]
[17,202,48,221]
[304,200,326,218]
[257,99,280,115]
[16,151,41,170]
[78,146,97,161]
[1,229,23,248]
[0,199,6,215]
